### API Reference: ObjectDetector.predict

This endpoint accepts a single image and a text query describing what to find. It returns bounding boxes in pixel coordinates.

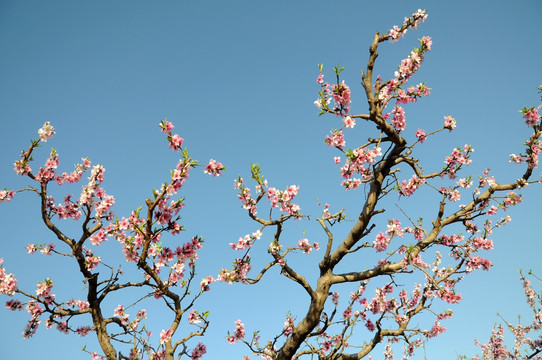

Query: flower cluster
[56,158,91,185]
[234,177,258,215]
[522,106,541,127]
[339,146,382,190]
[443,144,473,179]
[0,189,14,203]
[388,9,428,42]
[38,121,55,142]
[398,175,425,196]
[314,69,351,115]
[0,258,17,296]
[297,238,319,254]
[283,315,294,336]
[36,278,55,305]
[218,256,251,284]
[325,129,346,149]
[415,128,427,143]
[160,119,184,151]
[230,230,263,251]
[204,159,226,177]
[267,185,301,216]
[200,275,215,292]
[331,81,352,114]
[226,320,246,344]
[191,343,207,360]
[443,115,457,131]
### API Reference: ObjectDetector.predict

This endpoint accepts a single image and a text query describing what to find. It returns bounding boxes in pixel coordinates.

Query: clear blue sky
[1,1,541,359]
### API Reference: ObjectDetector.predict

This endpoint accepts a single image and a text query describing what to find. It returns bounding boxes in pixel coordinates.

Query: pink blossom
[343,116,356,129]
[385,219,404,238]
[160,328,173,344]
[188,310,200,324]
[398,175,425,196]
[392,106,406,131]
[38,122,55,142]
[466,256,492,273]
[421,36,432,51]
[0,189,14,203]
[85,255,101,271]
[267,185,301,216]
[426,321,446,338]
[204,159,225,177]
[473,237,494,250]
[227,320,246,344]
[325,130,346,148]
[40,243,55,255]
[5,299,23,311]
[159,119,175,133]
[168,134,184,151]
[57,321,69,334]
[191,342,206,360]
[90,229,107,246]
[523,108,540,127]
[200,275,214,292]
[331,291,340,306]
[26,244,37,254]
[443,115,456,131]
[415,129,427,143]
[113,304,129,325]
[297,238,316,254]
[316,74,324,84]
[509,154,524,163]
[283,315,294,336]
[332,81,351,113]
[218,256,252,284]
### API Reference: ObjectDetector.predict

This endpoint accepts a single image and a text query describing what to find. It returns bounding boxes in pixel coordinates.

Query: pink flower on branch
[230,230,262,251]
[465,256,492,273]
[522,107,540,127]
[297,238,319,254]
[191,343,207,360]
[374,232,390,252]
[5,299,23,311]
[398,175,425,196]
[332,81,351,113]
[159,119,175,133]
[343,116,356,129]
[0,189,14,203]
[218,255,252,284]
[38,122,55,142]
[388,9,428,42]
[159,328,173,345]
[168,134,184,152]
[415,129,427,143]
[316,74,324,84]
[443,115,456,131]
[267,185,301,216]
[200,275,215,292]
[226,319,246,344]
[188,310,201,324]
[0,258,18,296]
[391,105,406,131]
[283,315,294,337]
[325,129,346,149]
[204,159,225,177]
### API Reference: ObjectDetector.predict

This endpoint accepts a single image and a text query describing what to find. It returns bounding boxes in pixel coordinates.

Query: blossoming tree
[218,9,541,360]
[0,9,541,360]
[0,120,224,360]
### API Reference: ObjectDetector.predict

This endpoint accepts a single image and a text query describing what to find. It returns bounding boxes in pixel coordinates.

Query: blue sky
[0,1,541,359]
